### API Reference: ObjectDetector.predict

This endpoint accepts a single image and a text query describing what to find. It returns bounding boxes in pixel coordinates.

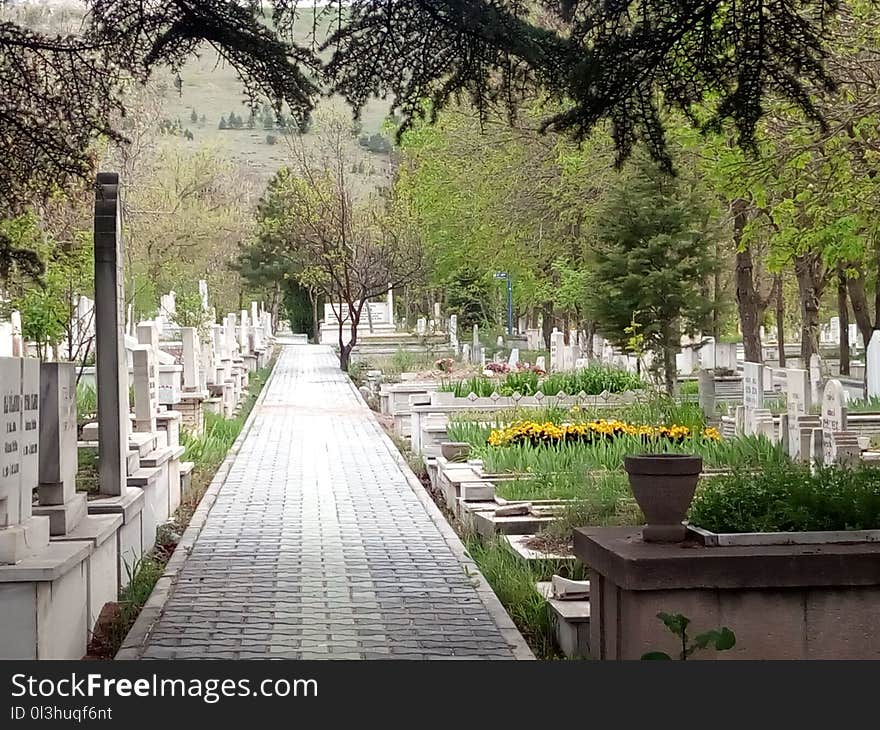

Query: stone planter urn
[624,454,703,543]
[440,442,471,462]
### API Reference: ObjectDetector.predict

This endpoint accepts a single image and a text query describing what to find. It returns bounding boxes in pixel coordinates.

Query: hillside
[9,1,394,195]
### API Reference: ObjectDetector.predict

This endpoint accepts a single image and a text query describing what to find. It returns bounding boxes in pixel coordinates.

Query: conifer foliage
[1,0,839,212]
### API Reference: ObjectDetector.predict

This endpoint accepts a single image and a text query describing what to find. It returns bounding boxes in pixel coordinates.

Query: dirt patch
[523,533,575,557]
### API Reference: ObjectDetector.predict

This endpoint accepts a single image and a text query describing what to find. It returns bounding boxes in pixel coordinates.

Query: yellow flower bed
[487,419,722,447]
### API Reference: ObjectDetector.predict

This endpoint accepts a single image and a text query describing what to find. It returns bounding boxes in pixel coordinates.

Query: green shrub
[689,463,880,533]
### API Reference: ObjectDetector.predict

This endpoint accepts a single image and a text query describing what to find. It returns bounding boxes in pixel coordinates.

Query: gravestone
[786,369,810,459]
[821,379,857,466]
[136,321,161,409]
[0,358,22,529]
[416,317,427,336]
[434,302,441,320]
[809,354,822,406]
[550,330,565,372]
[239,309,250,355]
[199,280,209,311]
[697,369,715,417]
[535,355,546,372]
[201,328,215,389]
[742,362,764,435]
[181,327,201,391]
[225,314,238,359]
[132,346,157,433]
[713,342,737,372]
[471,325,482,364]
[37,363,76,506]
[34,362,87,534]
[10,311,23,357]
[829,316,841,345]
[0,358,51,563]
[449,315,458,354]
[94,172,129,497]
[386,285,394,325]
[461,343,471,363]
[20,360,39,509]
[700,339,716,370]
[867,331,880,398]
[508,348,520,369]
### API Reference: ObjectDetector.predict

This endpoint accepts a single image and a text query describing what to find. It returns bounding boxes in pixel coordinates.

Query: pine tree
[219,116,228,130]
[588,152,721,394]
[190,108,198,124]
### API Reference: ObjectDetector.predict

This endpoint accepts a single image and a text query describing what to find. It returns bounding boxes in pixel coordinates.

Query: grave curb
[349,377,536,660]
[115,347,279,659]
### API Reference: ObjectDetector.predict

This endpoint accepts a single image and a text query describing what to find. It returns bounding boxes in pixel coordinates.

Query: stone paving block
[139,345,521,660]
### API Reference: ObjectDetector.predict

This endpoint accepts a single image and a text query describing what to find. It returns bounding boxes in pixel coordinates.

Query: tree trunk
[311,293,319,343]
[847,274,874,347]
[732,200,764,363]
[585,320,596,358]
[838,264,850,375]
[794,253,824,363]
[663,342,676,396]
[775,274,786,367]
[339,308,362,372]
[541,303,554,349]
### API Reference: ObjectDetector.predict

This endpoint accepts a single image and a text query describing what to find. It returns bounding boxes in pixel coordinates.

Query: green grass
[181,362,273,468]
[465,538,586,659]
[76,448,99,495]
[497,469,632,504]
[847,396,880,414]
[76,383,97,424]
[690,463,880,533]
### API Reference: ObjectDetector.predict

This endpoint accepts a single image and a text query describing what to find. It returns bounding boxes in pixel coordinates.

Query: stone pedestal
[575,526,880,660]
[0,541,90,658]
[88,487,145,590]
[53,513,122,631]
[156,409,182,448]
[178,393,206,436]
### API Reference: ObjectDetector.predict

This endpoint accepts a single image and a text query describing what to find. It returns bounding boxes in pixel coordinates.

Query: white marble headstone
[867,331,880,398]
[785,368,810,459]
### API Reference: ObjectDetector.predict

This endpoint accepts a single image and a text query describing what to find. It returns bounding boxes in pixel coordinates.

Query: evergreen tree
[200,114,206,127]
[190,108,198,124]
[247,112,256,129]
[218,116,228,130]
[1,0,840,213]
[588,152,720,394]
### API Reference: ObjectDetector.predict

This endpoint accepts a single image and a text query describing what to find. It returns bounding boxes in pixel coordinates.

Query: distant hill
[156,49,394,195]
[8,0,394,196]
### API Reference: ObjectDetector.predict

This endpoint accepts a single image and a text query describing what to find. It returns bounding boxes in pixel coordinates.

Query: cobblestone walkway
[133,343,530,659]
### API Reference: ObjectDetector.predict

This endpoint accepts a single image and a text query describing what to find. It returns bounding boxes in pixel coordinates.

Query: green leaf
[657,612,689,638]
[693,627,736,651]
